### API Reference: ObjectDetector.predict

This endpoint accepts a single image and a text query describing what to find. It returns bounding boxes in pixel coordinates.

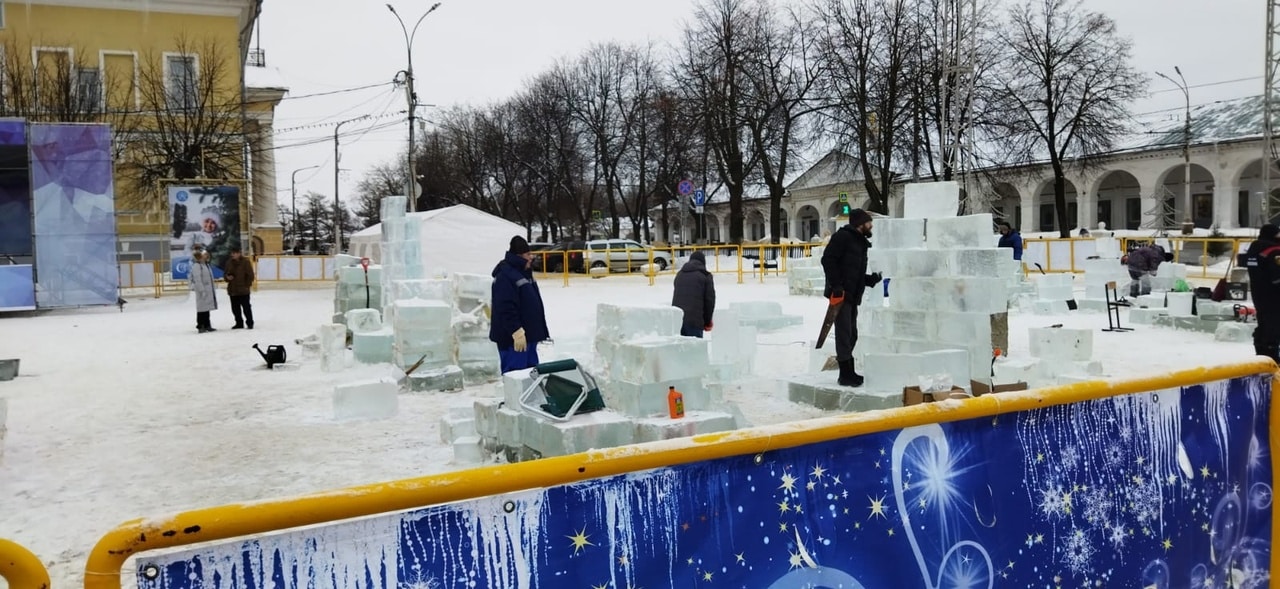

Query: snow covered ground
[0,274,1257,587]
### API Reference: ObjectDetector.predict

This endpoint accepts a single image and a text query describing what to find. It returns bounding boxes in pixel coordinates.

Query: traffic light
[840,204,850,216]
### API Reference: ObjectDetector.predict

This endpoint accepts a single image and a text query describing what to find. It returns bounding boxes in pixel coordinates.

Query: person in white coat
[190,250,219,333]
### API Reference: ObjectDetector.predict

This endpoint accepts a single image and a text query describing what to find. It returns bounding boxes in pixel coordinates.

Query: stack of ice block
[787,255,826,297]
[594,304,683,375]
[856,207,1009,391]
[992,327,1104,387]
[1027,274,1076,314]
[347,308,394,364]
[333,264,383,322]
[392,299,454,371]
[451,273,499,383]
[1078,257,1130,309]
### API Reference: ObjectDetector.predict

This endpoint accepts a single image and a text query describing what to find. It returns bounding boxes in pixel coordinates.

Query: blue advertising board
[139,374,1273,588]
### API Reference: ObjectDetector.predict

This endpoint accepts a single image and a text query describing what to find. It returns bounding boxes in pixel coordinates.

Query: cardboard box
[903,386,970,406]
[970,380,1029,396]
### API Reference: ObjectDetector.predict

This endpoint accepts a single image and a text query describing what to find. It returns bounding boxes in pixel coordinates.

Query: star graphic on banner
[681,522,690,531]
[617,553,629,566]
[879,447,886,456]
[735,553,746,564]
[806,481,817,491]
[702,571,713,582]
[868,495,888,519]
[832,475,843,486]
[779,522,790,532]
[788,551,805,569]
[567,529,593,554]
[1201,465,1212,478]
[780,473,798,492]
[811,464,827,479]
[1136,456,1146,465]
[1163,538,1173,551]
[887,528,895,537]
[1035,534,1044,544]
[778,500,791,514]
[592,584,608,589]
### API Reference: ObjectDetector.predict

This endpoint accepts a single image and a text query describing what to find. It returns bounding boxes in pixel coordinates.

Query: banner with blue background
[139,374,1273,588]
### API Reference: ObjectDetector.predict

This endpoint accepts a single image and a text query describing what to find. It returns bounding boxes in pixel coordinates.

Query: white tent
[348,204,527,276]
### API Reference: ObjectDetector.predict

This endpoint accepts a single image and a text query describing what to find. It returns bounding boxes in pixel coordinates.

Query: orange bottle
[667,386,686,419]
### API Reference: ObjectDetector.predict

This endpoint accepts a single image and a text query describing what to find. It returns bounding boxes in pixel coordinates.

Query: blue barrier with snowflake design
[138,375,1272,589]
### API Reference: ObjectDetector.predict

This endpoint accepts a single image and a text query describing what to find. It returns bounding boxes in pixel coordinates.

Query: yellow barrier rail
[1024,235,1251,278]
[0,538,50,589]
[532,243,816,287]
[85,359,1278,589]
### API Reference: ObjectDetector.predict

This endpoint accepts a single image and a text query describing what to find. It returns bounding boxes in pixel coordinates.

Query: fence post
[736,245,744,285]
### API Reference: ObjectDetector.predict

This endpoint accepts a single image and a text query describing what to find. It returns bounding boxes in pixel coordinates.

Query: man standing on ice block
[1246,224,1280,363]
[491,236,551,373]
[821,209,881,387]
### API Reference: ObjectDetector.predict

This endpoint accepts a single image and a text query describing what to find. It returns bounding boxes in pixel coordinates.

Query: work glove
[704,321,713,332]
[512,328,528,352]
[867,272,883,285]
[828,288,845,306]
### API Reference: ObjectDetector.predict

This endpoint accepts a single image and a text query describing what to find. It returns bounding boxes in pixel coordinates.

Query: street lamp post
[290,165,320,250]
[334,115,371,255]
[1157,67,1192,229]
[387,1,441,213]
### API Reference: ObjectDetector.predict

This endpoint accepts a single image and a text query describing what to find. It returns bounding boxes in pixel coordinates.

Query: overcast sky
[256,0,1263,214]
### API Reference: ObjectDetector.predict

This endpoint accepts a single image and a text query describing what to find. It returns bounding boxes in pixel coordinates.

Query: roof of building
[1128,95,1260,151]
[245,64,288,92]
[786,150,864,191]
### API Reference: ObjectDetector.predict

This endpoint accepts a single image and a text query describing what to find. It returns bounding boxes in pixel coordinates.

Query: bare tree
[741,3,824,243]
[814,0,915,214]
[679,0,764,244]
[986,0,1145,237]
[116,35,247,211]
[353,159,407,227]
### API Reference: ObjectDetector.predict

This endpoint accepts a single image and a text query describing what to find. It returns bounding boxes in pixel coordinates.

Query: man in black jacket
[821,209,882,387]
[1246,224,1280,363]
[672,251,716,338]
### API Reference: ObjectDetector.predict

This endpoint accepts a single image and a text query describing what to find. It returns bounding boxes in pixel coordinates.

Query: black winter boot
[837,360,864,387]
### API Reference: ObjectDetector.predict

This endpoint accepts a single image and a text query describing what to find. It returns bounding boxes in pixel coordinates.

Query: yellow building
[0,0,287,260]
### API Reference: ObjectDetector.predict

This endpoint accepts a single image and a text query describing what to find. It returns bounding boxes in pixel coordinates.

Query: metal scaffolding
[1263,0,1280,223]
[939,0,981,213]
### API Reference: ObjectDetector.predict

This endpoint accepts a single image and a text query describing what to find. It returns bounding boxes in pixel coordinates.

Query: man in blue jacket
[997,221,1022,261]
[490,236,551,373]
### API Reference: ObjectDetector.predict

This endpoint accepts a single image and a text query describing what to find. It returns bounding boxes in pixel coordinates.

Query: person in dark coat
[996,221,1023,261]
[672,251,716,338]
[821,209,882,387]
[1125,244,1173,297]
[223,247,255,329]
[1246,224,1280,363]
[490,236,551,373]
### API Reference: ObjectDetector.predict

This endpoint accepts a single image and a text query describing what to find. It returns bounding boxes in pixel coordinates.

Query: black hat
[848,208,872,227]
[1263,224,1280,240]
[689,251,706,264]
[509,235,531,255]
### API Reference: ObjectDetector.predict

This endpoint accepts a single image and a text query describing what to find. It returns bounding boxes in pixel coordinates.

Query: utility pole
[290,165,320,250]
[388,2,441,213]
[334,115,370,255]
[1157,68,1192,228]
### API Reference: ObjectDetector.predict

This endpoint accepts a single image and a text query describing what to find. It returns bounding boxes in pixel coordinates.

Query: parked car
[584,239,671,272]
[533,240,586,273]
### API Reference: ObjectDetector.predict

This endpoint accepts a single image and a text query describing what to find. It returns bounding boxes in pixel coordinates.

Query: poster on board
[169,186,240,280]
